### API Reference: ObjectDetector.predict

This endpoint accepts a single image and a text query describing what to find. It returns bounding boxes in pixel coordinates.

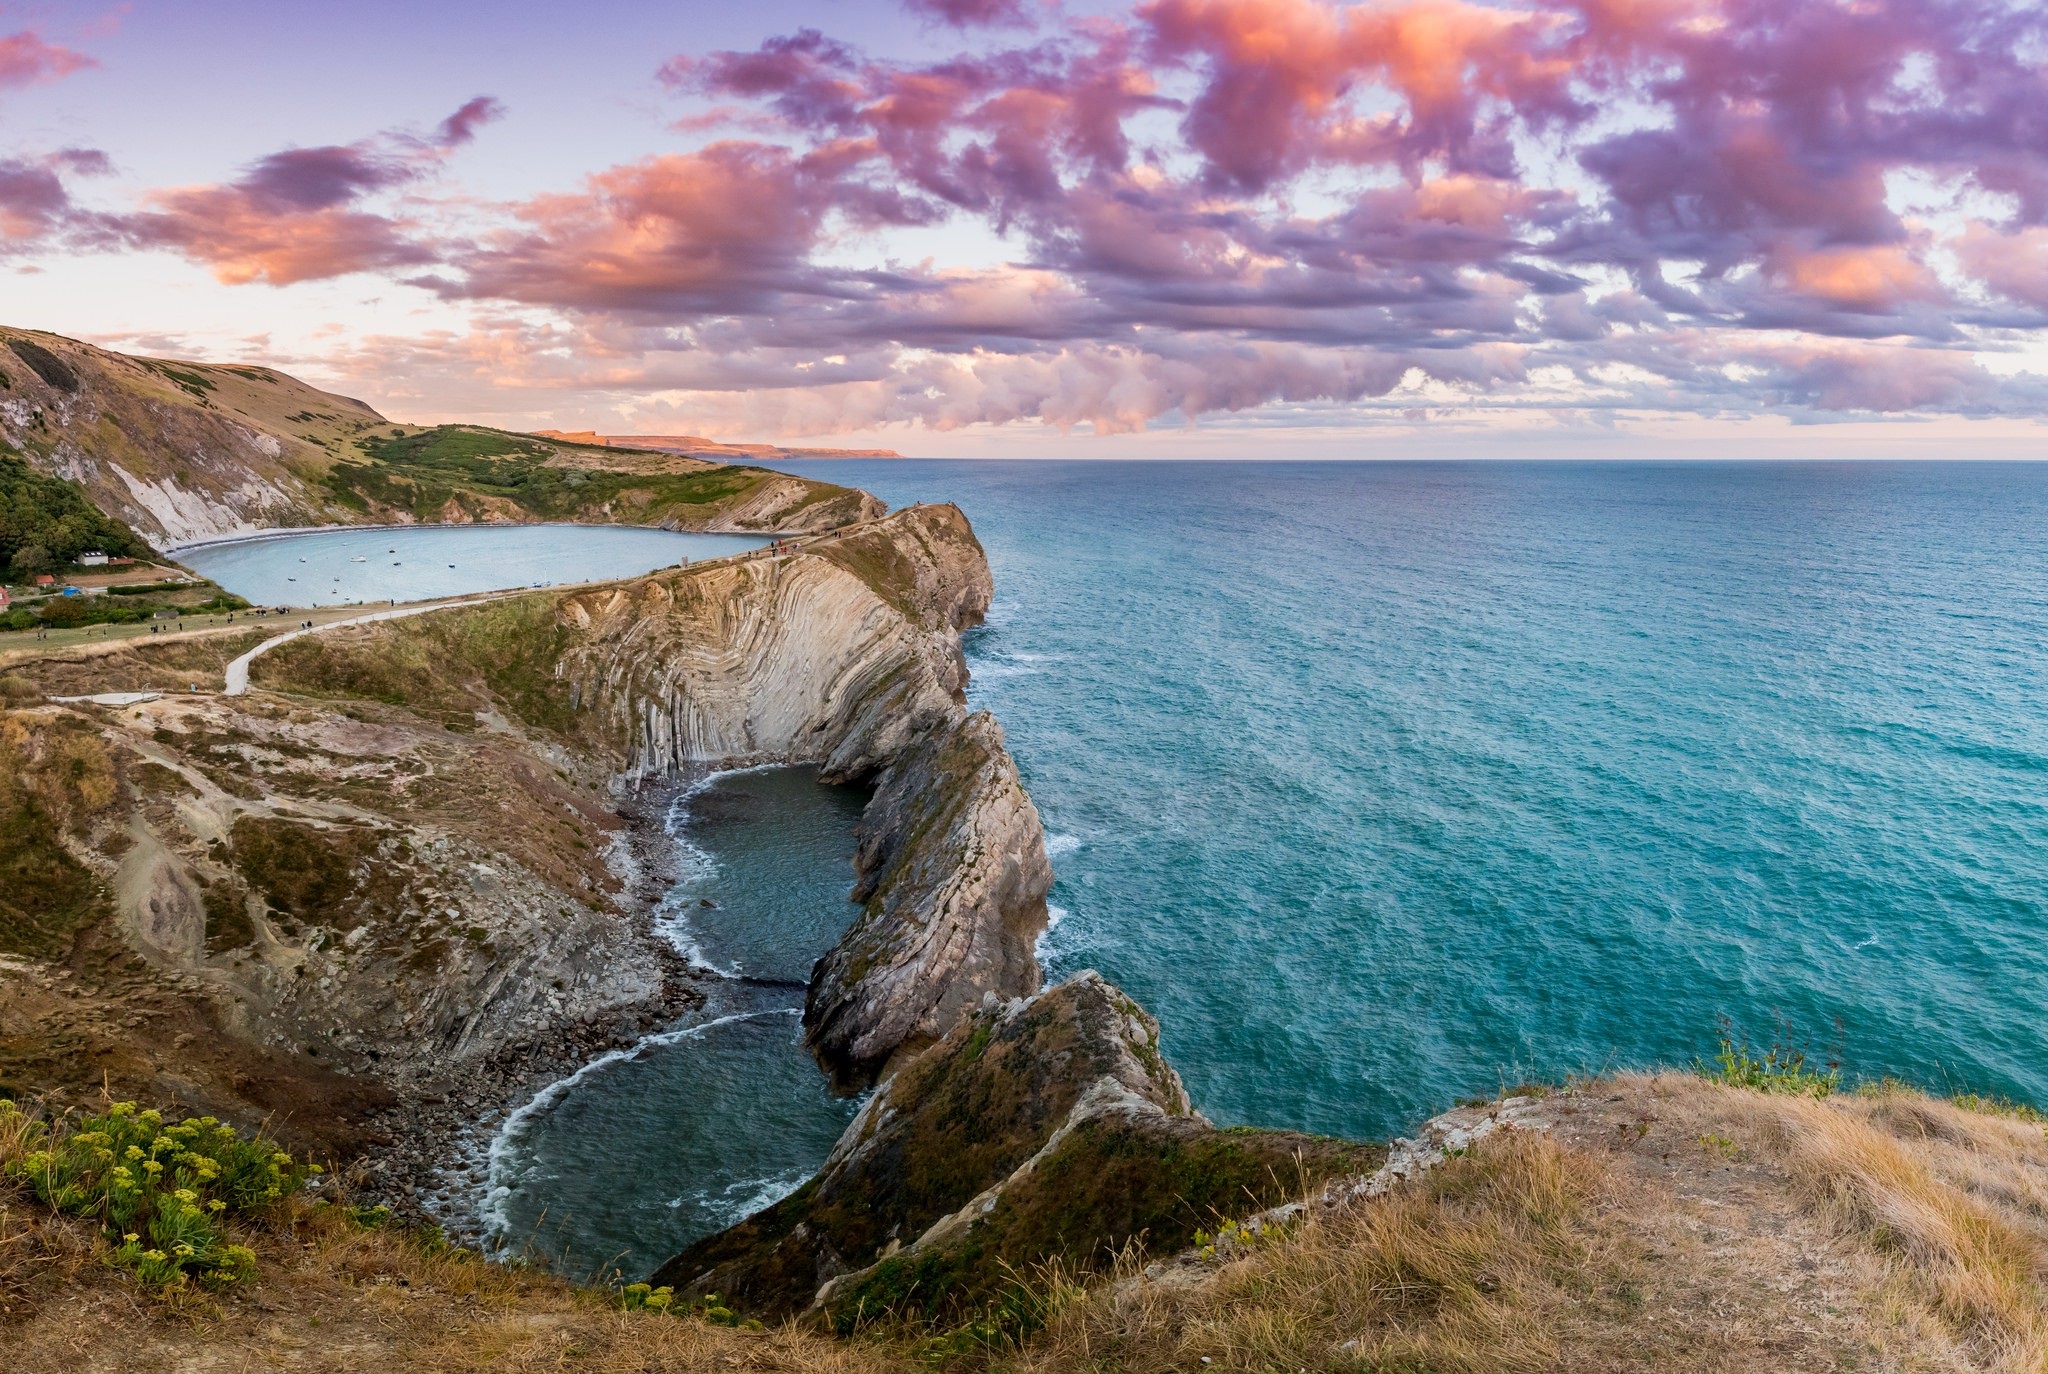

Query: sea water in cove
[765,459,2048,1137]
[483,768,866,1279]
[179,523,768,607]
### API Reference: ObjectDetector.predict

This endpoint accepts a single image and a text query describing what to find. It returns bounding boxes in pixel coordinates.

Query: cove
[480,766,869,1281]
[177,523,771,608]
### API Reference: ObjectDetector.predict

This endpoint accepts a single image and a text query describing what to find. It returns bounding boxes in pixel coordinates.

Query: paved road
[223,594,511,696]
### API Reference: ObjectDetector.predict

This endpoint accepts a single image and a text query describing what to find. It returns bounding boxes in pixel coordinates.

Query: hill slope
[0,329,879,546]
[0,328,382,545]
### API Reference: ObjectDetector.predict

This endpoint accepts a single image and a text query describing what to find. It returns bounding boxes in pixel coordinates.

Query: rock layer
[807,711,1052,1086]
[551,504,1052,1080]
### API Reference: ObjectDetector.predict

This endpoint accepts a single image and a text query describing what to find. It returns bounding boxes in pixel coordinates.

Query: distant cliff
[0,328,879,547]
[532,430,901,462]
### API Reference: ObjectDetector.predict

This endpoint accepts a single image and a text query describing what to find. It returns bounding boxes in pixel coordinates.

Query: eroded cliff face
[0,670,670,1124]
[807,711,1052,1086]
[0,328,371,544]
[547,505,1053,1082]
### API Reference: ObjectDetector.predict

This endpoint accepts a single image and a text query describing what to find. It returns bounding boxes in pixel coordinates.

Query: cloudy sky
[5,0,2048,455]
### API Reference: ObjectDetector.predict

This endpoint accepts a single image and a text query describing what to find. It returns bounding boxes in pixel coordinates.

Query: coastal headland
[4,330,2047,1369]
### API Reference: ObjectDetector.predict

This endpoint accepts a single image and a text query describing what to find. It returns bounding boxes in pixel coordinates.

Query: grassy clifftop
[321,424,876,531]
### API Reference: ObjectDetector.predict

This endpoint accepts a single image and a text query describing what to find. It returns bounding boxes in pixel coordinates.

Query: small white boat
[351,556,366,563]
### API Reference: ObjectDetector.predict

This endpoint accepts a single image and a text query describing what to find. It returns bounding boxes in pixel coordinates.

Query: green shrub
[619,1282,758,1328]
[1699,1022,1839,1098]
[0,1098,314,1290]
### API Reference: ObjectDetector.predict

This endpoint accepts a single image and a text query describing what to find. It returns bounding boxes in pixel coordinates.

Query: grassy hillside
[6,1070,2045,1371]
[0,329,881,544]
[321,424,875,530]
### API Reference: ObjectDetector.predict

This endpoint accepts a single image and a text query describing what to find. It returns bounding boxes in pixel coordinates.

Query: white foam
[667,1166,816,1226]
[1034,902,1073,965]
[1045,833,1081,858]
[477,1008,799,1253]
[648,765,788,976]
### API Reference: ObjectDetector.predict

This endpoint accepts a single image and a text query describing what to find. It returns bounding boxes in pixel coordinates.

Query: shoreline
[162,514,840,557]
[353,777,711,1236]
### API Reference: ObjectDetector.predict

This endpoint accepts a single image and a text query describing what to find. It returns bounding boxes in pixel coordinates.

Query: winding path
[223,594,513,696]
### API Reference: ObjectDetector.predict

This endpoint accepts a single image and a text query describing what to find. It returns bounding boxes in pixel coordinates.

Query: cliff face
[0,327,376,545]
[0,645,672,1128]
[549,505,1053,1080]
[807,711,1052,1086]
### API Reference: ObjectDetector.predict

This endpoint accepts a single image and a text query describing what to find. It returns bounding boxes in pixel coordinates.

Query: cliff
[0,504,1048,1147]
[656,972,1377,1323]
[0,328,879,546]
[0,622,678,1157]
[542,504,1054,1079]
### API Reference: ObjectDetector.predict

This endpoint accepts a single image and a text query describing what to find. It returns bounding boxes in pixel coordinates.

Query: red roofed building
[34,574,56,588]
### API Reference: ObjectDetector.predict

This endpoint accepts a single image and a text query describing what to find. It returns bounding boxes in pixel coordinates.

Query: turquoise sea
[769,460,2048,1139]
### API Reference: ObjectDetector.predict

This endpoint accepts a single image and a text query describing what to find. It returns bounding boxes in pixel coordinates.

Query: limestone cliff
[0,500,1049,1205]
[807,711,1052,1086]
[0,627,674,1137]
[0,327,375,544]
[654,973,1379,1322]
[543,504,1053,1081]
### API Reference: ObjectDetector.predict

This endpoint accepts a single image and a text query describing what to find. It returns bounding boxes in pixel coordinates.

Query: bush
[1699,1020,1840,1098]
[619,1282,757,1329]
[0,1098,315,1291]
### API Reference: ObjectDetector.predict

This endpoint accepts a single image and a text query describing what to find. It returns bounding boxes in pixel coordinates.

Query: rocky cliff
[0,624,681,1156]
[655,972,1379,1323]
[0,504,1048,1142]
[544,504,1054,1080]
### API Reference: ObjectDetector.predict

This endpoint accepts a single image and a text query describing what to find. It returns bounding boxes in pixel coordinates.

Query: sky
[4,0,2048,456]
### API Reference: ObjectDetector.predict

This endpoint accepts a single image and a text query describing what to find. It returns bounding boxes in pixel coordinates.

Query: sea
[203,461,2048,1278]
[772,460,2048,1136]
[177,522,767,606]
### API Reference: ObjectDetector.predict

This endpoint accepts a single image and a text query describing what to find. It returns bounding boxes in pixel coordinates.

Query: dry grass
[7,1075,2048,1371]
[1006,1129,1605,1374]
[1727,1080,2048,1372]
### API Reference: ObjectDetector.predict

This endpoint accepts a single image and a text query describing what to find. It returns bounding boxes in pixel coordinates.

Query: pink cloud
[0,30,93,89]
[57,0,2048,430]
[113,98,501,285]
[1955,223,2048,311]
